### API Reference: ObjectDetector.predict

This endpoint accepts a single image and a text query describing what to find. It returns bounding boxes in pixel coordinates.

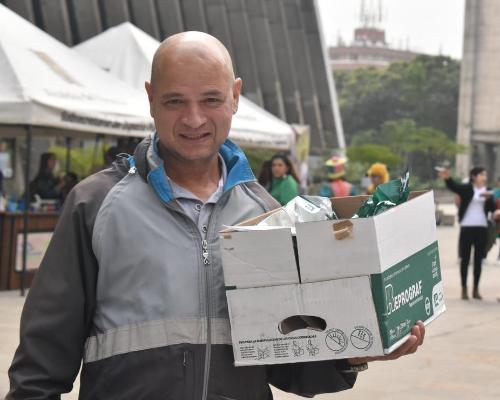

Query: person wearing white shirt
[440,167,496,300]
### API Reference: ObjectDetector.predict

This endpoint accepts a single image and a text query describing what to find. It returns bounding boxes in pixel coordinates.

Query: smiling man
[7,32,425,400]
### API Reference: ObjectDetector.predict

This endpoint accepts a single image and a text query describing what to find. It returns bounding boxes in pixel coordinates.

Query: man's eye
[164,99,183,106]
[205,98,222,105]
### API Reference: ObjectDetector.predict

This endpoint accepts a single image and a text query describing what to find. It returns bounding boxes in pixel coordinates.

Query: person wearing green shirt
[269,153,300,205]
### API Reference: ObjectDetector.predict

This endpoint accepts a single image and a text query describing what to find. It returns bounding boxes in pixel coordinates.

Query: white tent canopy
[0,5,153,138]
[75,22,295,150]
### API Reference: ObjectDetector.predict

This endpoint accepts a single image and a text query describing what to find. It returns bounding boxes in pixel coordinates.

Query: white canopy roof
[0,5,154,138]
[75,22,294,150]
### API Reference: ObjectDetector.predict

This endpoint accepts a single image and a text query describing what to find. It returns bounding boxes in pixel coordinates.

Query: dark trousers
[459,226,487,288]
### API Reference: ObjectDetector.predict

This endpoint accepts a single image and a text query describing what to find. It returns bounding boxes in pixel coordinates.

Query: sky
[316,0,466,59]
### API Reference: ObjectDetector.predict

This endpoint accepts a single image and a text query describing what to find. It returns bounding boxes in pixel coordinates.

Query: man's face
[146,54,241,165]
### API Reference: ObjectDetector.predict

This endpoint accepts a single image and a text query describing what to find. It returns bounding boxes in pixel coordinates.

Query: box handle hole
[278,315,327,335]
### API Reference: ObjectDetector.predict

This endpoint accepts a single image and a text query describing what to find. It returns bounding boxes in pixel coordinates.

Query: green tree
[346,144,401,169]
[50,144,106,179]
[335,55,460,142]
[377,119,466,181]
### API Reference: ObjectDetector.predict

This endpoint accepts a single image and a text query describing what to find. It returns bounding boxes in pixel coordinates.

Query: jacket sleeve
[6,178,104,399]
[444,177,468,195]
[267,360,357,397]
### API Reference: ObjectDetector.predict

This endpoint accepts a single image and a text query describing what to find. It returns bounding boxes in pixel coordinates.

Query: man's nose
[182,103,207,128]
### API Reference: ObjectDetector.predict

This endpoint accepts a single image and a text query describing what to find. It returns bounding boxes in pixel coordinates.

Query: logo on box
[325,328,348,354]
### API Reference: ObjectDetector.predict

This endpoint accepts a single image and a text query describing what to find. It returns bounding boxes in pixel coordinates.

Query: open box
[220,191,446,366]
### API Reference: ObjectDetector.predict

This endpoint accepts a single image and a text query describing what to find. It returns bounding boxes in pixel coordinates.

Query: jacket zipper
[155,191,231,400]
[201,238,211,400]
[200,192,230,400]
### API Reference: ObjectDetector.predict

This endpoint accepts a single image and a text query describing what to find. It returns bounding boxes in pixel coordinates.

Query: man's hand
[347,321,425,366]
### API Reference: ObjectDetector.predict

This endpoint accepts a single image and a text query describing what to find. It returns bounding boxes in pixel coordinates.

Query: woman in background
[257,160,272,192]
[440,167,495,300]
[29,152,60,201]
[269,153,299,206]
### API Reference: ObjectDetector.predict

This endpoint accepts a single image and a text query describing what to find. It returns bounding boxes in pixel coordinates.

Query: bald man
[7,32,424,399]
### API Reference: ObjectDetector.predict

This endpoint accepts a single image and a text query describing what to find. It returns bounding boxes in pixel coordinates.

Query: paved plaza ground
[1,204,499,399]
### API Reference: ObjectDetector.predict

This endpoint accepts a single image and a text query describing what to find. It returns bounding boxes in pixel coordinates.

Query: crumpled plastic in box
[257,195,337,228]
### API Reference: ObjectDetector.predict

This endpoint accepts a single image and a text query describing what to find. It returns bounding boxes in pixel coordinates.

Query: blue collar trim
[127,154,136,169]
[145,137,255,203]
[220,139,256,192]
[148,165,174,203]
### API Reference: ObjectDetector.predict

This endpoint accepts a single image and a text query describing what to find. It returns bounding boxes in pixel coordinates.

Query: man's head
[145,31,242,166]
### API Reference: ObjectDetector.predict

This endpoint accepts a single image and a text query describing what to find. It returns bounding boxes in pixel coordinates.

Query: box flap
[220,228,299,289]
[296,216,381,282]
[331,195,370,218]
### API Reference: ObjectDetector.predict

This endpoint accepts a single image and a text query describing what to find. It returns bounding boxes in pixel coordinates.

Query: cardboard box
[220,191,446,366]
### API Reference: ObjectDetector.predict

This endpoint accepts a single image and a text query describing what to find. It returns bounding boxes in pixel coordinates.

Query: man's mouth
[179,132,211,140]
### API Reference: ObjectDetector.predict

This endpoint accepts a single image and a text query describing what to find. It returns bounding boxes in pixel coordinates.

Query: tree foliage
[334,55,463,184]
[335,55,460,141]
[50,144,106,179]
[348,118,467,181]
[346,144,400,169]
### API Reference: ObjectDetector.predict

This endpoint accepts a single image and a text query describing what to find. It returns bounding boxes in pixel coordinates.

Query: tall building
[329,0,418,71]
[2,0,345,153]
[456,0,500,178]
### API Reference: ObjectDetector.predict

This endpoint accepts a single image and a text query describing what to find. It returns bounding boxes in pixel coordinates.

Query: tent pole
[65,137,72,173]
[21,125,33,297]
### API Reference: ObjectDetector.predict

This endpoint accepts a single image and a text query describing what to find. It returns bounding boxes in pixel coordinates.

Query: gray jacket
[7,137,356,399]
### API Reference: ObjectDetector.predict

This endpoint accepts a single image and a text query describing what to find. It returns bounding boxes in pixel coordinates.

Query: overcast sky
[316,0,466,59]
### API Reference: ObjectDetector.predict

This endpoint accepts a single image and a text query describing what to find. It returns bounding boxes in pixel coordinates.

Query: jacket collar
[132,133,256,203]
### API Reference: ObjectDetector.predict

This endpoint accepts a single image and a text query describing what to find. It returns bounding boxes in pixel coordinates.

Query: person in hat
[319,156,356,198]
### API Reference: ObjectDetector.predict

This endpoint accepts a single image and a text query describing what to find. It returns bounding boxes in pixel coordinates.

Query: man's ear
[145,81,154,118]
[232,78,243,114]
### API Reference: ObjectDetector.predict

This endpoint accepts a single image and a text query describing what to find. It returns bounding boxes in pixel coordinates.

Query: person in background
[360,172,371,194]
[257,159,272,191]
[440,167,495,300]
[269,152,300,205]
[319,156,356,198]
[104,146,121,168]
[29,152,60,201]
[59,172,79,204]
[492,176,500,260]
[0,170,5,211]
[0,169,4,195]
[366,162,390,195]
